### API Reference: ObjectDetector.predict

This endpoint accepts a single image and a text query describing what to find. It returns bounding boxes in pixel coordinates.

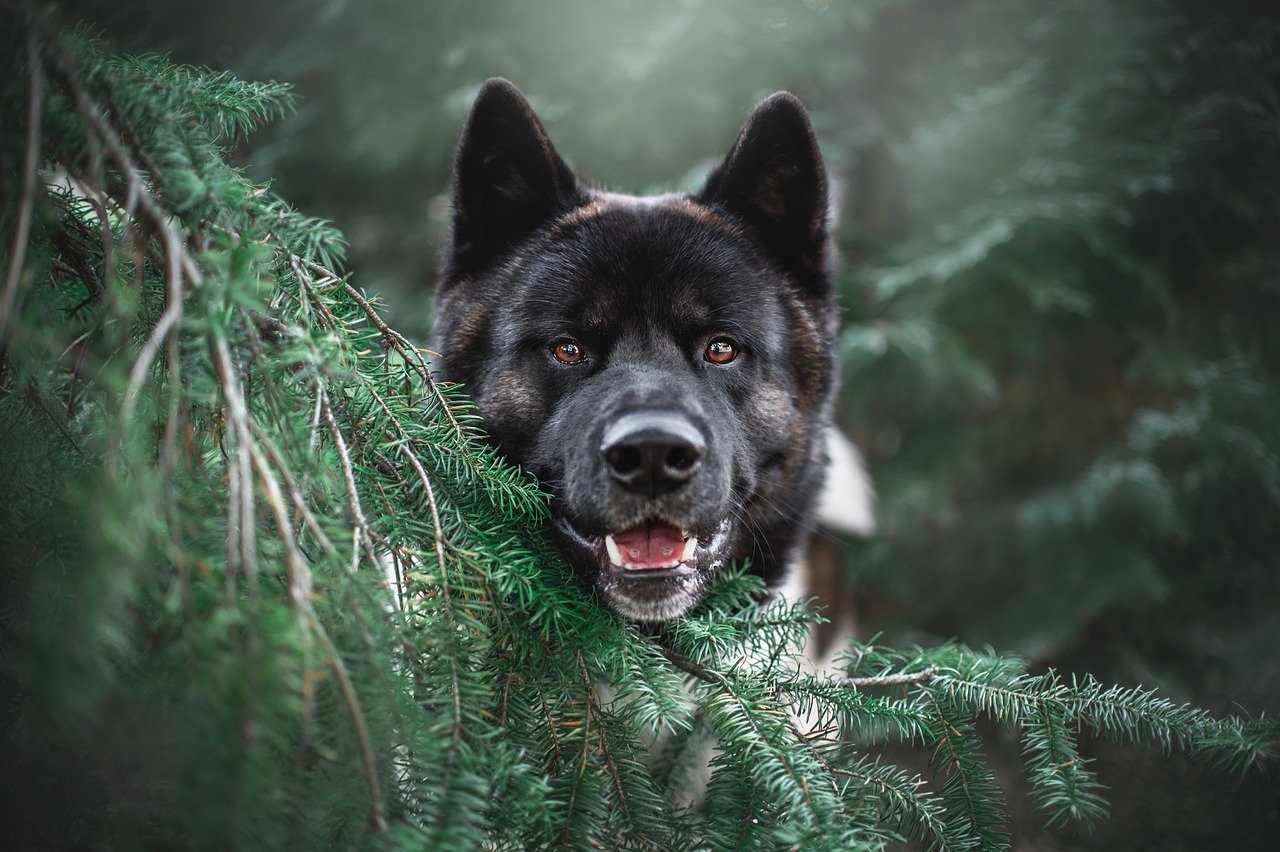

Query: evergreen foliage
[1,6,1276,849]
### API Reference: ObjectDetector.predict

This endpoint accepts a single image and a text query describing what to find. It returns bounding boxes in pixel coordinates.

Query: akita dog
[432,79,872,627]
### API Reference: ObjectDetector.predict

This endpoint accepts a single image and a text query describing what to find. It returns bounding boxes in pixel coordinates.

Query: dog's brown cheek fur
[434,288,494,387]
[480,366,545,442]
[779,288,831,415]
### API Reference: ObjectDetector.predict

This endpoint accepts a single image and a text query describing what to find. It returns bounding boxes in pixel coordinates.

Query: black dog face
[434,79,837,621]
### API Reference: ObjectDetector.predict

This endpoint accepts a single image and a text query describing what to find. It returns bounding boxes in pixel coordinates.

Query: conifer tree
[1,5,1276,849]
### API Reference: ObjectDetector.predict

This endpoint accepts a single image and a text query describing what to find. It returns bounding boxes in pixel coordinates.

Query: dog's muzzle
[539,407,733,621]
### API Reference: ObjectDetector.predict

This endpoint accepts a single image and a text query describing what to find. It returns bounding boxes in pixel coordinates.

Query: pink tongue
[613,521,686,569]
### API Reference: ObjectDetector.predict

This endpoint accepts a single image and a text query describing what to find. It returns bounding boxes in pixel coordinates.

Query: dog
[432,79,871,628]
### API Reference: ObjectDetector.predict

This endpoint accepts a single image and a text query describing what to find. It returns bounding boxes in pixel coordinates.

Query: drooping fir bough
[0,7,1275,849]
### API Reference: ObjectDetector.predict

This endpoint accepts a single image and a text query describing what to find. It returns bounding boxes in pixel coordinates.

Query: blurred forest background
[57,0,1280,846]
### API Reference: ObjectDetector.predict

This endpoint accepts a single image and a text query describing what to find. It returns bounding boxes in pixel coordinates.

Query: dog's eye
[552,339,586,364]
[704,337,738,365]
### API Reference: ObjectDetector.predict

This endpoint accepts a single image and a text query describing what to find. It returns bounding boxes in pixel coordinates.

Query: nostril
[664,444,700,473]
[605,445,643,476]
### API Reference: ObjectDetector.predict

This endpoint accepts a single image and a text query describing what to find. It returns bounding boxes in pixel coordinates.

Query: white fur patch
[777,426,875,674]
[815,425,876,536]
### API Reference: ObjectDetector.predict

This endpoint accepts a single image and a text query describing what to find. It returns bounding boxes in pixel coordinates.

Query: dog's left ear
[697,93,829,289]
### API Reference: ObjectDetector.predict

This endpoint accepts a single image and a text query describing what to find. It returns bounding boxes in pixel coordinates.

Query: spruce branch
[577,649,637,841]
[399,430,466,762]
[828,759,952,850]
[927,692,1007,850]
[23,377,84,458]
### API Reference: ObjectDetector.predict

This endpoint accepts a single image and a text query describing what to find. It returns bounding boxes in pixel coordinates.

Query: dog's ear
[448,78,581,278]
[697,93,829,288]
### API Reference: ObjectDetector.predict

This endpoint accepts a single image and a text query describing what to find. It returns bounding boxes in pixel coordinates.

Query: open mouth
[554,516,727,576]
[551,515,732,621]
[605,520,698,571]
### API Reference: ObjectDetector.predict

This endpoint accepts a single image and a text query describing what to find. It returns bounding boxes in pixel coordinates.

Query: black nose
[601,412,706,497]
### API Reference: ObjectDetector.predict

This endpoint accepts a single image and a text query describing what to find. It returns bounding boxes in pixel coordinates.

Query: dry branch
[43,43,204,423]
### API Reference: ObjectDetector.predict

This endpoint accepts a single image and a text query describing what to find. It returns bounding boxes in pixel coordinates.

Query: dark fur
[434,79,837,621]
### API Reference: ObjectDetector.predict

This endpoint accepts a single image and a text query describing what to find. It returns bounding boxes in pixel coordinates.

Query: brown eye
[552,340,586,364]
[705,337,738,365]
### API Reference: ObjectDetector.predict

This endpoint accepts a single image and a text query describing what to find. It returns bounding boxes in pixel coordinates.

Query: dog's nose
[601,411,705,497]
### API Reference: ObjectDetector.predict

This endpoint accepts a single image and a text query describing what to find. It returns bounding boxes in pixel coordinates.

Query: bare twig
[320,391,380,569]
[0,26,44,338]
[578,651,637,837]
[212,335,300,602]
[211,336,258,597]
[213,332,385,833]
[539,686,564,771]
[844,667,940,689]
[234,318,338,560]
[25,378,84,458]
[327,271,466,438]
[255,449,386,833]
[288,255,312,326]
[398,443,449,589]
[307,382,324,451]
[223,404,243,593]
[356,381,455,586]
[358,384,466,571]
[46,45,203,421]
[398,439,461,711]
[247,418,335,556]
[660,646,724,685]
[237,420,256,596]
[290,255,337,329]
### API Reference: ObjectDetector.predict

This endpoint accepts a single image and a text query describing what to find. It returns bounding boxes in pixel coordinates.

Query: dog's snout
[601,412,705,497]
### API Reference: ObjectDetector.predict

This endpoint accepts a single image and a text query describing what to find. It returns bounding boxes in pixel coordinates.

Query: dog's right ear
[447,78,581,279]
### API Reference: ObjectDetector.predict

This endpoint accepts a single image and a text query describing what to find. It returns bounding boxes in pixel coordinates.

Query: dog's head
[434,79,837,621]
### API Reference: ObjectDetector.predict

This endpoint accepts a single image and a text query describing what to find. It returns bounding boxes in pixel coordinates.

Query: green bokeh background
[63,0,1280,845]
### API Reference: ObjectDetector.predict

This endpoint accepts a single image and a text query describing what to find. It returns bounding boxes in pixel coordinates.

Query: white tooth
[605,535,624,567]
[681,535,697,561]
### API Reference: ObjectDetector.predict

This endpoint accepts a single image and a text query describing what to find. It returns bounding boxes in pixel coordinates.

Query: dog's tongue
[613,521,685,569]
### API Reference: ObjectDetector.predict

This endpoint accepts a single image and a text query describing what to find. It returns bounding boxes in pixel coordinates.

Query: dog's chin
[550,516,732,622]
